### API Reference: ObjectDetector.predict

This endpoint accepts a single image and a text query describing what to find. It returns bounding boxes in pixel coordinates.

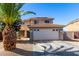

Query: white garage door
[33,29,59,40]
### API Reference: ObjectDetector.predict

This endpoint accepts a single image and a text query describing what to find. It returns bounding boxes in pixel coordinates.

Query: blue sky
[21,3,79,25]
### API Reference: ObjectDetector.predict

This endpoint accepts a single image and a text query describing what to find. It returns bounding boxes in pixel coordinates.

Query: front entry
[27,31,30,38]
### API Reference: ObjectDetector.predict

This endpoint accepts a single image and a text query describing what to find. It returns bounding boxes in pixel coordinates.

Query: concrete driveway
[0,40,79,56]
[33,40,79,56]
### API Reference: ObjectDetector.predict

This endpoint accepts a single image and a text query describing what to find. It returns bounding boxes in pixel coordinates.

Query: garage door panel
[33,30,59,40]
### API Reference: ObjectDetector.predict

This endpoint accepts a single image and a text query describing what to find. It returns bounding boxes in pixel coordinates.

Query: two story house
[20,17,64,40]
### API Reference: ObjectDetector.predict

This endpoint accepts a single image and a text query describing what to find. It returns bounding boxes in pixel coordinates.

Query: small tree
[0,3,36,50]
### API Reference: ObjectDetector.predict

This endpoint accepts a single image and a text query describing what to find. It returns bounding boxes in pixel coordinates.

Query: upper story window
[34,20,38,24]
[45,20,50,23]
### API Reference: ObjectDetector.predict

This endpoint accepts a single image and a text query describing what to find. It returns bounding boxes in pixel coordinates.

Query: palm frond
[21,11,36,15]
[0,3,36,27]
[15,3,24,11]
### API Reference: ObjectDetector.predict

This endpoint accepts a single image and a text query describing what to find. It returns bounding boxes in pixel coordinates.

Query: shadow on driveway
[33,45,79,56]
[11,48,32,56]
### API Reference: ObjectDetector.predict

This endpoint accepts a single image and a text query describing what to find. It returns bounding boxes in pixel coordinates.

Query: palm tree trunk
[2,26,17,51]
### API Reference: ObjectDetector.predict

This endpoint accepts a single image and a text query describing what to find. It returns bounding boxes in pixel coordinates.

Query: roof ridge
[23,17,54,21]
[66,18,79,26]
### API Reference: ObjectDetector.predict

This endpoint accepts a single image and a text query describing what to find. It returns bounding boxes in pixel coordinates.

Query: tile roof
[23,17,54,22]
[28,24,65,28]
[67,18,79,26]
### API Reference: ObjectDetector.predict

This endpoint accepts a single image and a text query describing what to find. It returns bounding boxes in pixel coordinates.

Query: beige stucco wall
[64,32,74,40]
[65,21,79,31]
[59,31,64,40]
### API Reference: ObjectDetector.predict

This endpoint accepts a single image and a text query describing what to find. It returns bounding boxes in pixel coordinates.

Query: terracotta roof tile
[23,17,54,22]
[66,18,79,26]
[28,24,65,28]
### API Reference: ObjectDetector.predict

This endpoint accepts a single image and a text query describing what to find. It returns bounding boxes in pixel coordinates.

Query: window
[37,29,39,31]
[53,29,55,31]
[45,20,49,23]
[53,29,59,31]
[56,29,58,31]
[34,20,38,24]
[27,25,30,26]
[34,29,36,31]
[59,28,63,31]
[33,29,39,31]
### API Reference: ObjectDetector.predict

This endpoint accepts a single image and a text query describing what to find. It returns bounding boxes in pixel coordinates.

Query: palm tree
[0,3,36,51]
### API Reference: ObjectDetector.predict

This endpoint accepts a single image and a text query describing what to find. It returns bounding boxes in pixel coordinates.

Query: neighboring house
[21,17,64,40]
[65,18,79,31]
[64,18,79,40]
